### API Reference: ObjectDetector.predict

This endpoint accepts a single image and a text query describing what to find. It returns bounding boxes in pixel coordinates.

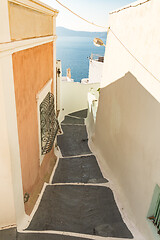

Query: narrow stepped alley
[1,109,133,240]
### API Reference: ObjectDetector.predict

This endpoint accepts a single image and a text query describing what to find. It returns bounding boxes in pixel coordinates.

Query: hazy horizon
[41,0,135,32]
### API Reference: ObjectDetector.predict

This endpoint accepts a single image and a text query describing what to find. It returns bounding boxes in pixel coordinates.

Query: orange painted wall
[12,42,54,195]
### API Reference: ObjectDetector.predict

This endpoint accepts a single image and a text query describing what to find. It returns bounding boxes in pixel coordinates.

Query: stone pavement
[1,109,133,240]
[0,227,17,240]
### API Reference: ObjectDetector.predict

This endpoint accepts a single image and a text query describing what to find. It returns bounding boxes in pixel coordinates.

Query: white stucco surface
[93,0,160,239]
[102,0,160,102]
[0,0,58,230]
[88,60,103,84]
[56,60,62,111]
[0,58,16,228]
[0,55,26,229]
[59,82,100,122]
[0,0,11,43]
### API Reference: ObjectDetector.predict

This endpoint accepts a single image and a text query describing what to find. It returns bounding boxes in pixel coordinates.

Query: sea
[56,36,106,82]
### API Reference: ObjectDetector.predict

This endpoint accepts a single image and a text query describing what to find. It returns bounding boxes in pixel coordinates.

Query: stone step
[68,109,88,119]
[17,232,92,240]
[58,125,91,157]
[52,155,108,184]
[62,116,85,125]
[26,185,133,239]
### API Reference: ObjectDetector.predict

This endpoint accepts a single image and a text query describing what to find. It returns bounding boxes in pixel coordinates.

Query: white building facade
[91,0,160,239]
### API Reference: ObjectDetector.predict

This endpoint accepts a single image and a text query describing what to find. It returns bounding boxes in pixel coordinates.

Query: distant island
[56,27,107,39]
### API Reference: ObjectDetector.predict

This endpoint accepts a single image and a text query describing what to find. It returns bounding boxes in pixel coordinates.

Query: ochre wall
[12,42,54,196]
[8,2,53,41]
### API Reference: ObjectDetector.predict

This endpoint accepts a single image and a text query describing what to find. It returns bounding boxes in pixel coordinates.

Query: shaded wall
[95,73,160,239]
[94,1,160,239]
[12,42,54,195]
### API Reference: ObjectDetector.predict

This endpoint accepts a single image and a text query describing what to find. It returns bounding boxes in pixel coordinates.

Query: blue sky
[41,0,135,32]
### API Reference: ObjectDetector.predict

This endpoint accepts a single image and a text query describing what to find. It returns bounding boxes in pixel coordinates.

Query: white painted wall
[56,60,62,111]
[101,0,160,102]
[59,82,100,122]
[0,55,25,229]
[86,92,98,139]
[0,0,26,229]
[0,0,58,230]
[0,59,16,228]
[0,0,10,43]
[93,0,160,239]
[89,59,103,83]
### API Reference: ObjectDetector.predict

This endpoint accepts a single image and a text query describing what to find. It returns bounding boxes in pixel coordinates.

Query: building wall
[89,60,103,83]
[0,58,16,228]
[101,0,160,101]
[59,82,100,122]
[0,0,10,43]
[94,0,160,239]
[0,0,25,228]
[8,2,53,41]
[12,42,54,194]
[0,0,58,226]
[56,60,62,112]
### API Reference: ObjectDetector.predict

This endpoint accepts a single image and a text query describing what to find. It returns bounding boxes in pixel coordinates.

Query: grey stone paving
[52,155,108,184]
[15,109,133,239]
[27,185,133,238]
[58,125,91,157]
[0,228,17,240]
[17,233,92,240]
[62,116,84,125]
[68,109,88,119]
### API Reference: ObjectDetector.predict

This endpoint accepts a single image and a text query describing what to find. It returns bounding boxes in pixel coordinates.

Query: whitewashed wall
[0,58,16,228]
[0,54,25,230]
[0,0,24,228]
[0,0,58,230]
[101,0,160,102]
[88,60,103,83]
[59,82,100,122]
[93,0,160,239]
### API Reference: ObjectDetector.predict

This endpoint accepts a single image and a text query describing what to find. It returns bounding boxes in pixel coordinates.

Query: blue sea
[56,36,106,82]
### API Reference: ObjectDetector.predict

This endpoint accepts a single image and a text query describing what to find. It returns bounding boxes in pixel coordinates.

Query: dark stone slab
[0,228,17,240]
[62,116,84,125]
[52,155,108,184]
[17,233,91,240]
[27,185,133,239]
[58,125,91,157]
[69,109,88,119]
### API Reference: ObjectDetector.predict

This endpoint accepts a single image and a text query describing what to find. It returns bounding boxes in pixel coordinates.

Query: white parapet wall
[92,0,160,240]
[89,59,103,84]
[86,92,99,139]
[59,81,100,122]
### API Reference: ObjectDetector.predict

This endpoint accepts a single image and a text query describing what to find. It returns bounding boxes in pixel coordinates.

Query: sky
[41,0,135,32]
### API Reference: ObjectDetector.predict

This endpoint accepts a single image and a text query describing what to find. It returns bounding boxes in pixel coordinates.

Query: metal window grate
[40,92,59,155]
[148,193,160,235]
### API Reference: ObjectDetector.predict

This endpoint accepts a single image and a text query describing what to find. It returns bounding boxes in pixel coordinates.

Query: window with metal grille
[40,92,59,155]
[148,185,160,236]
